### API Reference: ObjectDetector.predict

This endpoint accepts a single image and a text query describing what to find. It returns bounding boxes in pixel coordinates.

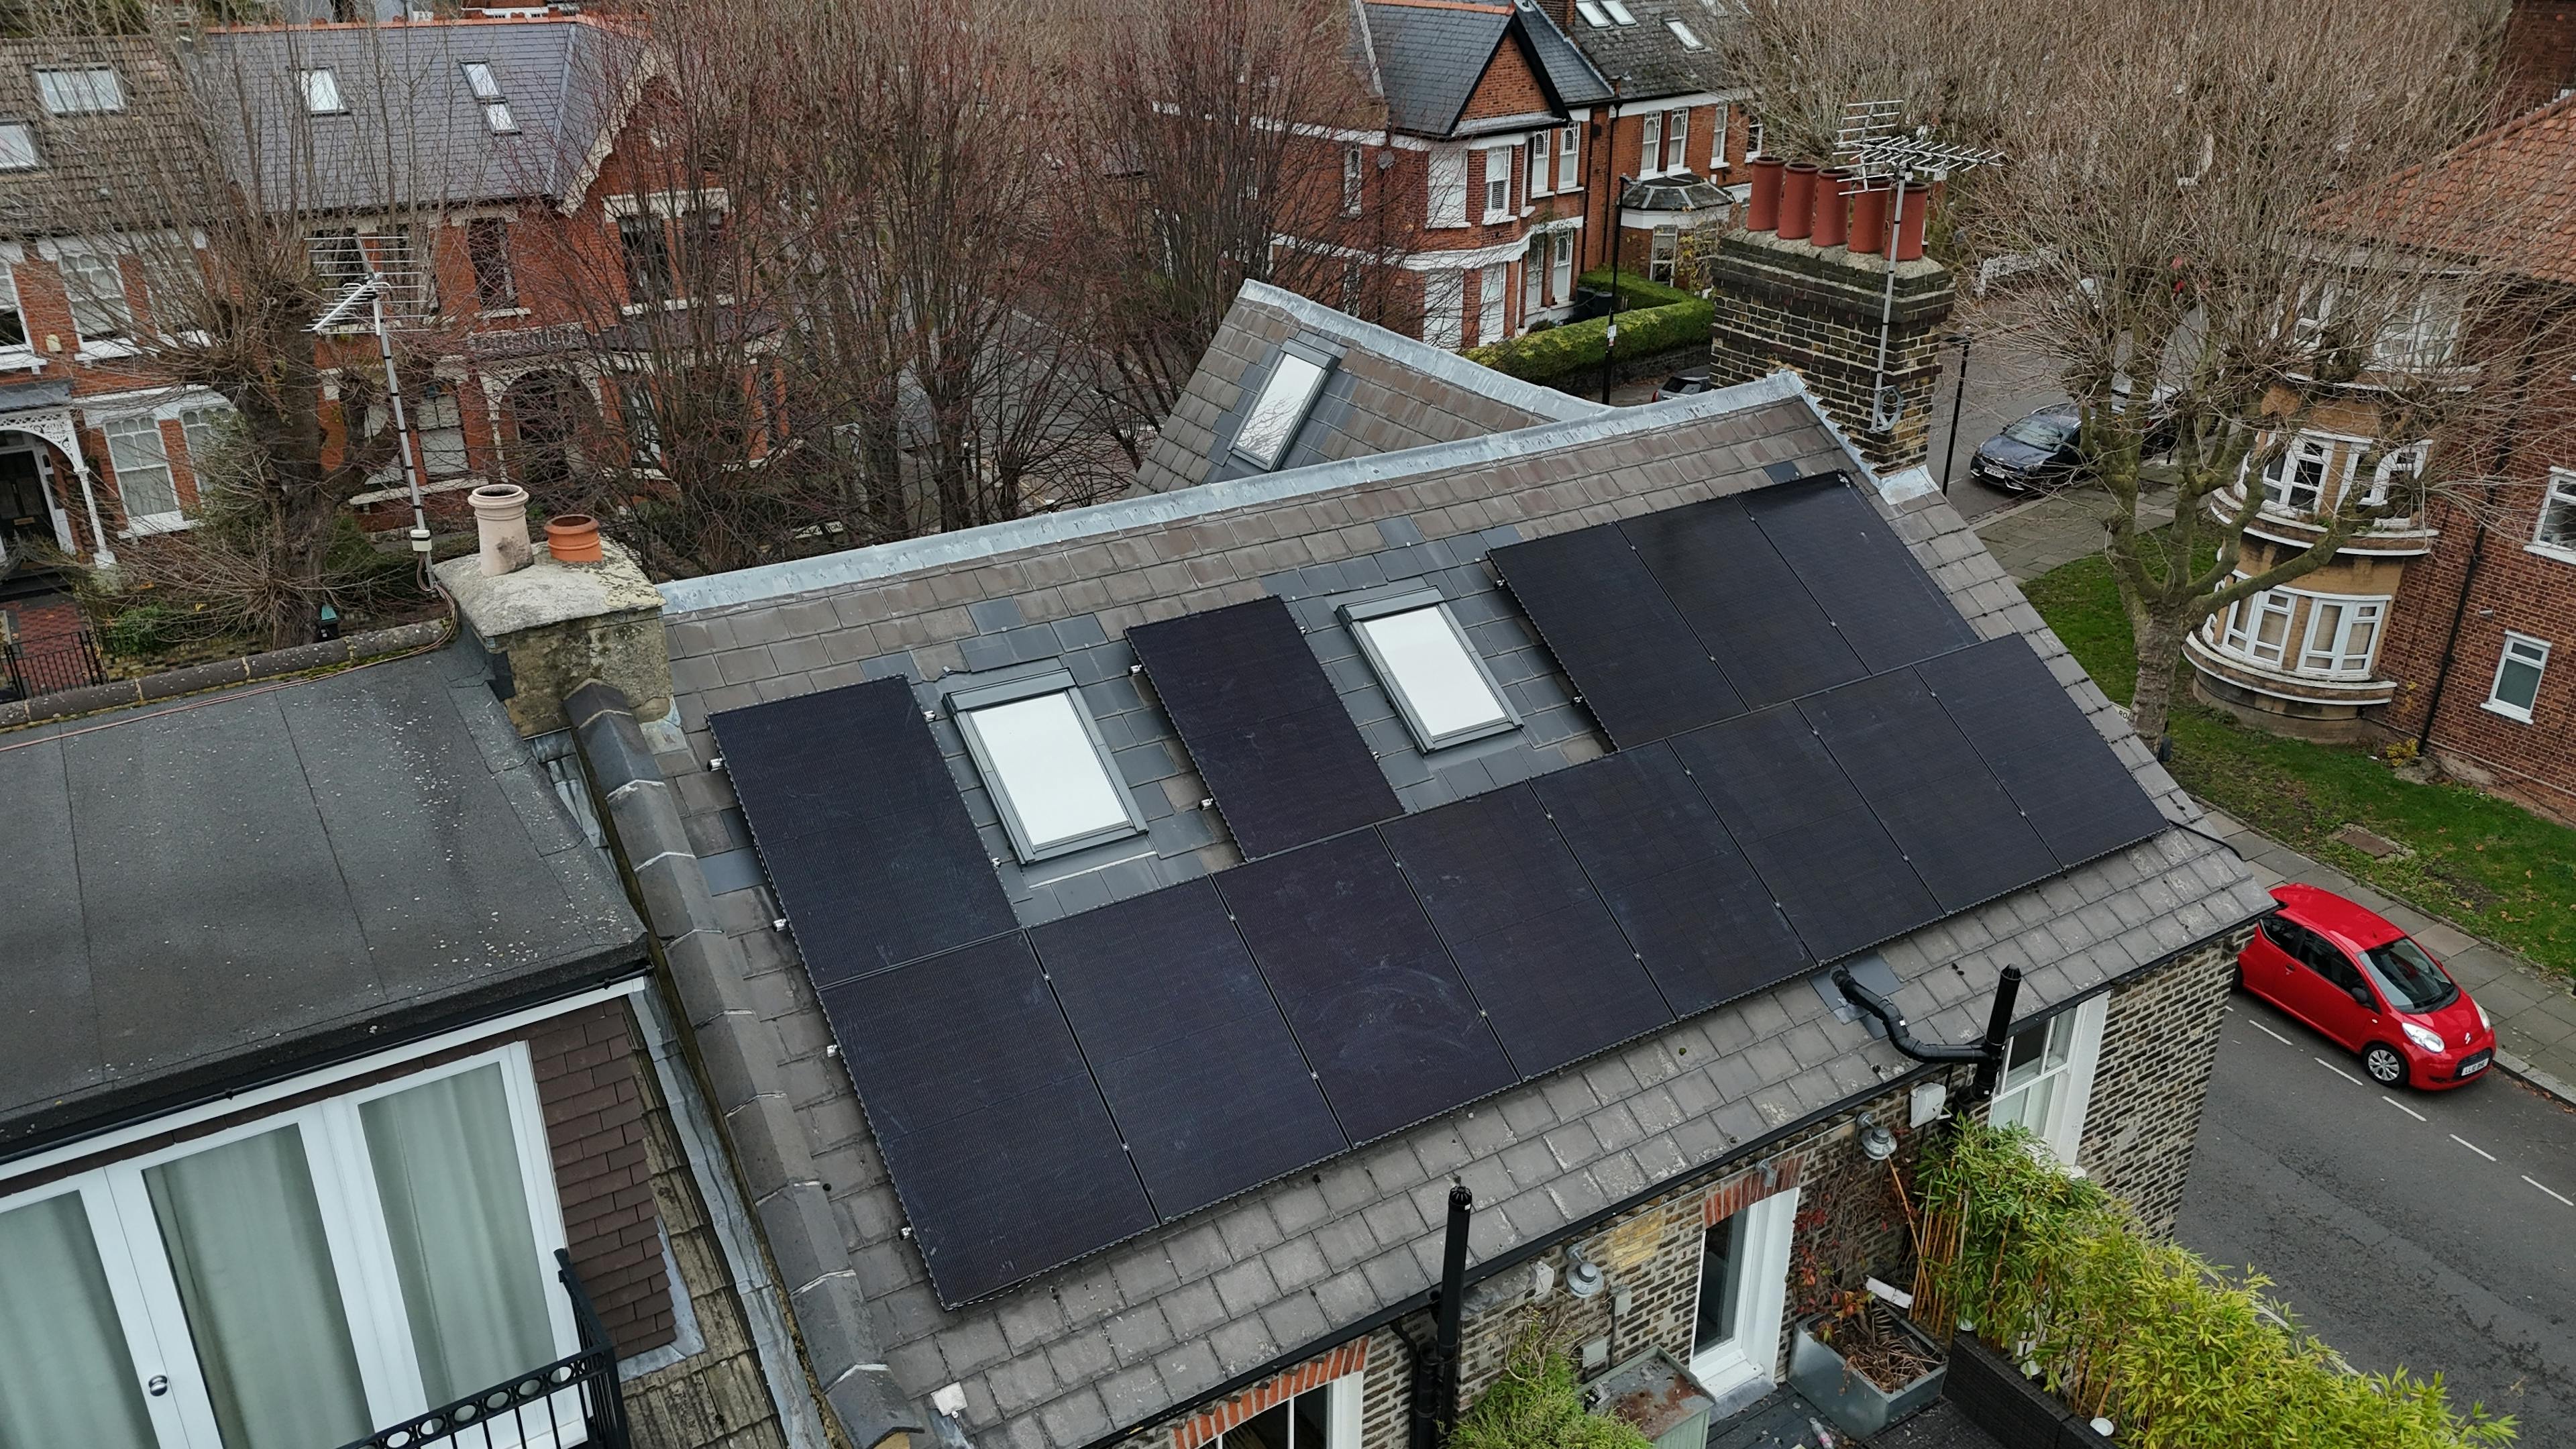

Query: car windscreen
[2364,936,2460,1014]
[2002,416,2073,447]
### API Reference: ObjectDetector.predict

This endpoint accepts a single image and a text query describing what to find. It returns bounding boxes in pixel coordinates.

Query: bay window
[2298,597,2385,678]
[2258,433,2333,514]
[2217,585,2295,666]
[0,1049,581,1449]
[104,415,181,529]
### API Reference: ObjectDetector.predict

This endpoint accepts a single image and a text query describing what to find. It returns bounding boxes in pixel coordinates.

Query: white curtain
[362,1064,555,1404]
[0,1193,156,1449]
[146,1125,372,1449]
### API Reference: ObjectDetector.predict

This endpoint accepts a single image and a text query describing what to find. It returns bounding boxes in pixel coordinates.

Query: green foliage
[1448,1318,1654,1449]
[1576,269,1702,309]
[1465,300,1713,383]
[1921,1121,2514,1448]
[2023,539,2576,979]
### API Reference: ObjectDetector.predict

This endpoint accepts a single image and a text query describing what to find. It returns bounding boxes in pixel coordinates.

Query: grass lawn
[2022,548,2576,980]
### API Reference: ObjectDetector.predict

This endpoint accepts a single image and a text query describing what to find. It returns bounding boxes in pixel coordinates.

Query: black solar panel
[1215,832,1517,1143]
[1381,786,1674,1077]
[1491,523,1745,745]
[1622,500,1866,708]
[1674,706,1942,962]
[712,678,1015,985]
[1799,669,2062,913]
[1533,745,1811,1015]
[1028,881,1346,1219]
[1127,597,1399,857]
[1743,476,1978,673]
[1917,637,2174,867]
[818,934,1157,1305]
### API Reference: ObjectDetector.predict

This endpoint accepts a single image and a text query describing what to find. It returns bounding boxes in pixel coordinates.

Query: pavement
[2176,994,2576,1440]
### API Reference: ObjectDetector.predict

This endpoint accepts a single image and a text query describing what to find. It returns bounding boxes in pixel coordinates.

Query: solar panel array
[714,473,2175,1307]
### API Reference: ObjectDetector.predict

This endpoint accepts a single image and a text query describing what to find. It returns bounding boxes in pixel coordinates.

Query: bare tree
[1728,0,2538,747]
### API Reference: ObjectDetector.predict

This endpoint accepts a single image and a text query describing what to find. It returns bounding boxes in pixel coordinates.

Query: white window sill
[1480,210,1515,225]
[478,306,532,319]
[2481,699,2536,724]
[0,348,41,372]
[2527,541,2576,567]
[76,340,140,362]
[117,515,195,539]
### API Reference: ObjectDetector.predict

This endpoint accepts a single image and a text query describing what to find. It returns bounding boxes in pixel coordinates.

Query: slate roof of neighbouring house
[0,645,645,1159]
[1358,0,1607,137]
[1136,282,1607,495]
[638,303,2269,1449]
[0,34,202,239]
[1555,0,1736,103]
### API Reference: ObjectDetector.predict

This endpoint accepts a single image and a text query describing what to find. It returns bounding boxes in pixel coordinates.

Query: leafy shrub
[1449,1316,1654,1449]
[1577,268,1702,309]
[1917,1120,2514,1448]
[1464,298,1712,383]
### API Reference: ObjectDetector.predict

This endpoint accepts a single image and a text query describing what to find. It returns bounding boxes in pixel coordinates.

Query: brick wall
[2501,0,2576,116]
[530,1000,681,1354]
[2075,935,2243,1237]
[1703,229,1956,470]
[1459,41,1549,122]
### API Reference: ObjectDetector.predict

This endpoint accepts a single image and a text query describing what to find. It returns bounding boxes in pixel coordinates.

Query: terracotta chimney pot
[1849,182,1890,256]
[1746,158,1786,232]
[545,514,606,564]
[1811,168,1850,250]
[1778,162,1819,241]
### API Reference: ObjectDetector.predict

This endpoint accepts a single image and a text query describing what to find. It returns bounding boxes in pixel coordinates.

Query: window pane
[106,419,179,518]
[1234,352,1328,468]
[362,1064,556,1403]
[146,1126,373,1449]
[1357,606,1509,742]
[1991,1071,2059,1138]
[1232,1401,1293,1449]
[1291,1383,1332,1448]
[462,61,502,100]
[2538,483,2576,549]
[1692,1213,1746,1355]
[2495,656,2544,711]
[301,69,341,113]
[0,1193,157,1449]
[968,692,1131,851]
[0,121,35,170]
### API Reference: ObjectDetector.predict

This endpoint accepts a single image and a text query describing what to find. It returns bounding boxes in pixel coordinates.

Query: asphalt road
[2176,991,2576,1440]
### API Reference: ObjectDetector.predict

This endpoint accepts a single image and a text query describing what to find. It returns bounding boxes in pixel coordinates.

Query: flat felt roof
[0,645,645,1159]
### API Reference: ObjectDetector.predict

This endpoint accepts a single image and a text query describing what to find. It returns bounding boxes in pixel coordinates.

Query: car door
[2245,915,2311,1016]
[2263,918,2351,1036]
[2306,942,2387,1050]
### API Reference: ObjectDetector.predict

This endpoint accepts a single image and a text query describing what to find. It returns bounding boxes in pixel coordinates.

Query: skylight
[950,672,1145,862]
[0,121,36,171]
[1574,0,1611,24]
[1232,343,1334,470]
[462,62,518,133]
[1602,0,1638,23]
[1343,590,1519,750]
[1668,17,1705,47]
[299,68,344,115]
[35,66,123,115]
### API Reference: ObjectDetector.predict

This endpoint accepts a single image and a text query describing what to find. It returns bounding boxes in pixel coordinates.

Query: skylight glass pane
[1574,0,1610,23]
[0,122,35,170]
[462,62,502,100]
[1358,606,1511,743]
[1602,0,1637,23]
[301,69,342,113]
[485,101,519,133]
[1233,350,1329,468]
[1668,18,1704,47]
[967,692,1132,851]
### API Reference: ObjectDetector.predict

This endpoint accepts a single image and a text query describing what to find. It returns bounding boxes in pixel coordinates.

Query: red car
[2237,884,2495,1089]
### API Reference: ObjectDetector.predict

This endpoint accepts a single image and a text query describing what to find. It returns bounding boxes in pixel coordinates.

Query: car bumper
[1967,460,2032,490]
[2406,1044,2494,1089]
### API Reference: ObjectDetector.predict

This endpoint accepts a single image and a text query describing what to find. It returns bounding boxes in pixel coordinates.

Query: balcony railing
[339,1251,631,1449]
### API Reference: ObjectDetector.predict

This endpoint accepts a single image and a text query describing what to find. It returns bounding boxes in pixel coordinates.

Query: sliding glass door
[0,1047,580,1449]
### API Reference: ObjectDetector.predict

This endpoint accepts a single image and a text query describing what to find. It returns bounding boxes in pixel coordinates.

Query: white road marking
[2526,1176,2574,1207]
[2381,1095,2426,1122]
[2451,1134,2496,1161]
[2316,1057,2365,1086]
[2249,1019,2297,1046]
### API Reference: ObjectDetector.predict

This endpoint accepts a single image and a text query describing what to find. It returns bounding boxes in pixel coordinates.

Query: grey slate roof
[644,347,2269,1449]
[0,34,200,239]
[1513,0,1614,108]
[1562,0,1735,103]
[1357,0,1601,136]
[199,17,644,214]
[0,645,645,1159]
[1136,281,1606,496]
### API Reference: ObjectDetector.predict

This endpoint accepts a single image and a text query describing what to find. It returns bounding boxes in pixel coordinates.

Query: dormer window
[462,62,518,133]
[0,120,35,170]
[1232,341,1335,470]
[1342,590,1520,750]
[949,671,1148,863]
[299,68,344,115]
[36,66,123,115]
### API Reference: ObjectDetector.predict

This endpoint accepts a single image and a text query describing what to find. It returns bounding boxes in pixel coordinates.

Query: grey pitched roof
[1136,281,1606,496]
[1513,0,1613,107]
[1562,0,1735,102]
[0,645,646,1159]
[0,34,203,239]
[643,343,2268,1449]
[197,17,645,214]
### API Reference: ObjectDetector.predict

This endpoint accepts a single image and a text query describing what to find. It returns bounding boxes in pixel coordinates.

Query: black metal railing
[339,1252,630,1449]
[0,629,106,703]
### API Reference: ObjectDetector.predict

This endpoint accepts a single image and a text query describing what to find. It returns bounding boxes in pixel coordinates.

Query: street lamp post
[1940,328,1972,494]
[1601,172,1631,405]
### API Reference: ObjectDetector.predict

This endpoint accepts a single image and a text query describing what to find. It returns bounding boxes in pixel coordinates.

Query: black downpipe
[1831,964,2024,1103]
[1435,1185,1472,1440]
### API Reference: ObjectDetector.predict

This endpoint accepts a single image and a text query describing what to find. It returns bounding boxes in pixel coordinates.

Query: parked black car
[1967,405,2084,492]
[1656,370,1715,401]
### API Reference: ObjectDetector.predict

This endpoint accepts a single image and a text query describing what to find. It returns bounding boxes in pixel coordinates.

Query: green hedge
[1464,297,1711,384]
[1919,1121,2515,1448]
[1577,268,1701,309]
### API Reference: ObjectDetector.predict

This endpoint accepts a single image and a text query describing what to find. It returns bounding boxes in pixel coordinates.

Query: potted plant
[1788,1289,1948,1437]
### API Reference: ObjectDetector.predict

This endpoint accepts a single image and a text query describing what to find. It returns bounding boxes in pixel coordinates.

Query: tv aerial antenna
[309,231,435,559]
[1833,102,2004,432]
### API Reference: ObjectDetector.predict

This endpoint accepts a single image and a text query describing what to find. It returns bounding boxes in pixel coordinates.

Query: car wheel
[2363,1044,2408,1087]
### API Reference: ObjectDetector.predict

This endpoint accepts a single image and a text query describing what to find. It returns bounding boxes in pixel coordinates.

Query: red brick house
[0,15,710,573]
[1538,0,1751,281]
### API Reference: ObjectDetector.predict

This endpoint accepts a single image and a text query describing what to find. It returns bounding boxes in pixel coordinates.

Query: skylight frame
[35,66,124,116]
[1230,339,1337,470]
[299,68,345,115]
[1341,588,1522,751]
[1574,0,1611,24]
[1601,0,1638,23]
[462,60,519,134]
[1667,17,1705,48]
[0,119,36,171]
[947,669,1149,863]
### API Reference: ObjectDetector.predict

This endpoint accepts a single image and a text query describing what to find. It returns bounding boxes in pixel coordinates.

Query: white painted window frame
[2363,441,2428,509]
[2296,596,2387,679]
[2485,631,2550,723]
[1666,107,1689,174]
[36,65,125,115]
[2531,468,2576,563]
[1686,1185,1801,1398]
[1556,123,1580,191]
[1527,129,1551,198]
[1428,147,1469,229]
[1203,1371,1362,1449]
[1639,112,1663,179]
[2218,586,2296,666]
[2259,431,2336,515]
[1551,231,1574,303]
[1986,993,2108,1167]
[0,118,36,171]
[55,241,136,351]
[0,257,30,363]
[949,669,1150,863]
[1481,147,1515,223]
[299,67,345,115]
[103,413,185,535]
[0,1043,581,1449]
